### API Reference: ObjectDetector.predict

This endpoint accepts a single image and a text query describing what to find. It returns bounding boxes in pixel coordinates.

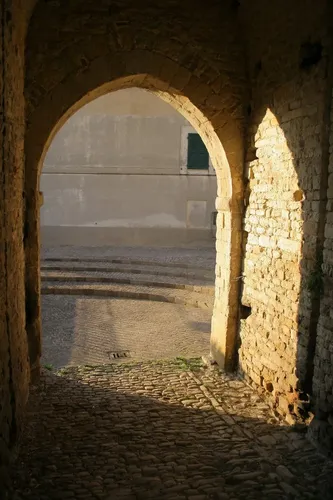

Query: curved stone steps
[41,269,214,295]
[43,256,212,271]
[41,281,214,310]
[41,262,214,281]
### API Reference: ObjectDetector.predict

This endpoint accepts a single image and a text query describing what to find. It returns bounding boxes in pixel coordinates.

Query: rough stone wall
[238,0,330,422]
[0,0,29,490]
[311,79,333,448]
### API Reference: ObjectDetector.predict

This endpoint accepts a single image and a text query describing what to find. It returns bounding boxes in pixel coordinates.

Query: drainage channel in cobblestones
[11,360,333,500]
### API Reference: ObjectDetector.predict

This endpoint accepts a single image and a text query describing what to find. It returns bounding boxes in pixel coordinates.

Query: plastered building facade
[40,88,217,247]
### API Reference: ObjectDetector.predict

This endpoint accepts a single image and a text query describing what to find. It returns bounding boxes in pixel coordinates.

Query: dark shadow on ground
[40,295,76,368]
[189,321,212,334]
[10,365,333,500]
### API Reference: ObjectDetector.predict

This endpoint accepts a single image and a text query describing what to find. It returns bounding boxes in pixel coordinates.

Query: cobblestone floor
[41,296,212,368]
[28,246,333,499]
[12,361,333,499]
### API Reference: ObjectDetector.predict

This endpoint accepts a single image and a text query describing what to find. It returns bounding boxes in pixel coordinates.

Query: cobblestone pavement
[33,246,333,499]
[41,297,212,369]
[12,360,333,499]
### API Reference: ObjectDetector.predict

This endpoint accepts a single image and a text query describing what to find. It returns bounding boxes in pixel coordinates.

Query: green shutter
[187,133,209,170]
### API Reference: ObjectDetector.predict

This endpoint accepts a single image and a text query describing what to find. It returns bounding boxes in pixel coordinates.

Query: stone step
[41,261,214,281]
[41,281,215,310]
[42,256,213,271]
[41,270,215,295]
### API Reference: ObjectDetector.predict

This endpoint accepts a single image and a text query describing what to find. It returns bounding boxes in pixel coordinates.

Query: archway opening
[39,87,219,369]
[25,71,244,381]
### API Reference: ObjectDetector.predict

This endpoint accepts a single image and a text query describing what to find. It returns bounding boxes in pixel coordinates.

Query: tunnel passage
[24,0,333,429]
[2,2,333,481]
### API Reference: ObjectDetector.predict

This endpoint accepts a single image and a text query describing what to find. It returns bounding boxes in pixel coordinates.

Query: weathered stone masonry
[312,54,333,448]
[1,0,333,486]
[238,0,332,423]
[0,0,30,485]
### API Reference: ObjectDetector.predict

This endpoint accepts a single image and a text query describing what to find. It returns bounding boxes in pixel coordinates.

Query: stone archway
[25,67,245,379]
[2,0,331,462]
[24,1,247,379]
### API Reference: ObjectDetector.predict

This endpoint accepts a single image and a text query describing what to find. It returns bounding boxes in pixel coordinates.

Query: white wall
[41,88,217,247]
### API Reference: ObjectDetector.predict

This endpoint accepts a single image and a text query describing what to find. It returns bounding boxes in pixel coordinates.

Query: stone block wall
[311,81,333,449]
[238,0,330,422]
[239,107,302,416]
[0,0,29,490]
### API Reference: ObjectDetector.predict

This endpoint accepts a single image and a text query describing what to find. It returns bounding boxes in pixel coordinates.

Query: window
[180,126,214,175]
[186,133,209,170]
